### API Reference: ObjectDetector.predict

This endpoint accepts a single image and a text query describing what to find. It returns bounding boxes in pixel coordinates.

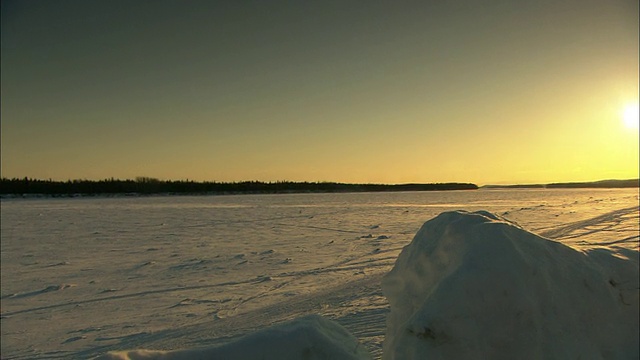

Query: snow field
[1,189,638,359]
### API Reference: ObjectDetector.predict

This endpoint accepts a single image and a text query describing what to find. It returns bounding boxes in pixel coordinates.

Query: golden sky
[1,0,638,185]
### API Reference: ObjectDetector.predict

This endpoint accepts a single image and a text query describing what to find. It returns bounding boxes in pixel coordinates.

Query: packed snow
[382,210,638,359]
[1,189,638,359]
[95,315,371,360]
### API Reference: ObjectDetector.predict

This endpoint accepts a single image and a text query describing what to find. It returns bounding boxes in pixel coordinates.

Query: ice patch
[382,210,639,359]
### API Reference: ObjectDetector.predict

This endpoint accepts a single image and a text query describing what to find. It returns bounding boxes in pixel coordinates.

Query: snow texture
[1,190,638,359]
[95,314,372,360]
[382,210,639,359]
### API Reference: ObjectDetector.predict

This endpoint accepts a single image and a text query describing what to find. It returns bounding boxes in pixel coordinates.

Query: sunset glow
[623,103,640,129]
[1,1,638,185]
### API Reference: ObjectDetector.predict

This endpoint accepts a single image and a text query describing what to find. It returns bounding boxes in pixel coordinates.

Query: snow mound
[94,314,372,360]
[382,210,639,359]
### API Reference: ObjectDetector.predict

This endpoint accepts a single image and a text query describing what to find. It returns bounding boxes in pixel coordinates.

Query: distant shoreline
[1,178,637,198]
[0,178,477,198]
[482,179,639,189]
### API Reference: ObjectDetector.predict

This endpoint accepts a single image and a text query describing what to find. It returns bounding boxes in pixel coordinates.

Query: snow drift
[94,314,372,360]
[382,210,639,359]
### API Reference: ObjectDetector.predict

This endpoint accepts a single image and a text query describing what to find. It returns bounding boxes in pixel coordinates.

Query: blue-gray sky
[2,0,638,184]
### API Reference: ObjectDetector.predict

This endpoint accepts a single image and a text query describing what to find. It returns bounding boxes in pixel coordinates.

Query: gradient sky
[1,0,638,185]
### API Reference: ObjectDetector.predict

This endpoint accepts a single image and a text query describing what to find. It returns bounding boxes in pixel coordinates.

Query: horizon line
[2,176,639,188]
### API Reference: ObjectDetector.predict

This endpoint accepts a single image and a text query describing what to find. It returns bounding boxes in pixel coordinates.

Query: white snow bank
[382,210,639,359]
[94,314,372,360]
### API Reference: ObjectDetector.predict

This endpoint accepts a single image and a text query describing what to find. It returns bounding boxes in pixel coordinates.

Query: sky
[1,0,638,185]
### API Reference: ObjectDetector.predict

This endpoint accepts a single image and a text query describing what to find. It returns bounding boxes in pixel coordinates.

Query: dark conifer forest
[0,177,479,197]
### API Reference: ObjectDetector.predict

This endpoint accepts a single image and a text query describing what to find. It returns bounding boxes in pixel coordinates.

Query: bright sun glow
[622,103,639,129]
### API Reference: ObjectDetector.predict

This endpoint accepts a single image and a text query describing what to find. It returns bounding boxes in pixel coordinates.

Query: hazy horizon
[2,0,638,185]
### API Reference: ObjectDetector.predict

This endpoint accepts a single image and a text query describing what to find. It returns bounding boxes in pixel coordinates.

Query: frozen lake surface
[1,189,638,359]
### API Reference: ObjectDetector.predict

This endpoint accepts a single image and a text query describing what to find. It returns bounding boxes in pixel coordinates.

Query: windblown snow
[1,189,638,359]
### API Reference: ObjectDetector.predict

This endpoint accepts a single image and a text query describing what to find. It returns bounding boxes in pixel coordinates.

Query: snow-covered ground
[383,210,638,359]
[1,189,638,359]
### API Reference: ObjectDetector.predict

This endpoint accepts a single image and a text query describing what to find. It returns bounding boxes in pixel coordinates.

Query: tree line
[0,177,479,196]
